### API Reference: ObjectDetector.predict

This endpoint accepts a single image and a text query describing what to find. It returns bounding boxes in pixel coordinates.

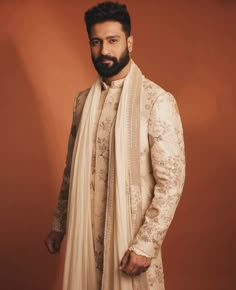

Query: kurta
[52,76,185,290]
[90,79,123,288]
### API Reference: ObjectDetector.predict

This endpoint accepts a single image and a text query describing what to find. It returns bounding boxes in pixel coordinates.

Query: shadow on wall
[0,38,60,290]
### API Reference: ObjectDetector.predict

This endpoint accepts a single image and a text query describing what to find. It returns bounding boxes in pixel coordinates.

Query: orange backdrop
[0,1,235,290]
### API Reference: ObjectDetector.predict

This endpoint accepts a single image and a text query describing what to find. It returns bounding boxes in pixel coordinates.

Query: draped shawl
[62,61,148,290]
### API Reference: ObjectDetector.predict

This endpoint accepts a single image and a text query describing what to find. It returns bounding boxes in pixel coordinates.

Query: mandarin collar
[101,77,125,90]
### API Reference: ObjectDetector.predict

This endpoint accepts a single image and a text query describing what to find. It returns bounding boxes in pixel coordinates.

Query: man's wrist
[128,245,152,258]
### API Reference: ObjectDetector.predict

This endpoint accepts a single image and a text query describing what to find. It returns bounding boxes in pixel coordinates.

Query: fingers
[45,238,57,254]
[120,250,151,276]
[45,231,64,254]
[120,250,130,270]
[45,237,58,254]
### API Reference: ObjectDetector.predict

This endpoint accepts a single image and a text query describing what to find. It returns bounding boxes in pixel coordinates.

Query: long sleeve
[51,90,88,233]
[130,92,185,258]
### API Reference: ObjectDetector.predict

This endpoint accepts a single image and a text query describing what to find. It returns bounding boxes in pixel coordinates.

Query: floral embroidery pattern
[52,78,185,290]
[92,87,123,285]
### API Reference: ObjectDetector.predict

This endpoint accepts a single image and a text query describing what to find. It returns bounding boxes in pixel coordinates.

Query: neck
[103,60,131,85]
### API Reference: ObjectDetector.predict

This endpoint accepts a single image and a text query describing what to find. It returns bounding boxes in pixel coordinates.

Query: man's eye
[109,39,118,44]
[90,40,100,46]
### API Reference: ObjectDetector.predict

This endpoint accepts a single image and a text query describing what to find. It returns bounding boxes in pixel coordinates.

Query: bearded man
[45,2,185,290]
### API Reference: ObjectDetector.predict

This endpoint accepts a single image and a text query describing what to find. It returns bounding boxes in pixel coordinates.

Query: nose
[100,41,109,56]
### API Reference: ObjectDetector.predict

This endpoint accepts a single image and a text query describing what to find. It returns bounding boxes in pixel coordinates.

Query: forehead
[90,21,125,39]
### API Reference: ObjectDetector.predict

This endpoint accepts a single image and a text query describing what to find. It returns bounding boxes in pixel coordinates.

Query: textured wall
[0,1,235,290]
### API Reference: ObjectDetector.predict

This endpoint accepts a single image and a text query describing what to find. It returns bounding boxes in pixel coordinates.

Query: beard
[91,47,130,78]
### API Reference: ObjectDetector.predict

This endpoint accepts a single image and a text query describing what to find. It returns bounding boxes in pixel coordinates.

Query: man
[45,2,185,290]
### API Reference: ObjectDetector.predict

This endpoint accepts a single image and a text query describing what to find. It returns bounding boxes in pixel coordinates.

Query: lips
[97,56,116,64]
[102,59,113,64]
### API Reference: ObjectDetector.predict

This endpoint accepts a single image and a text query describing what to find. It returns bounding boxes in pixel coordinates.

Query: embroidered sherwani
[52,76,185,290]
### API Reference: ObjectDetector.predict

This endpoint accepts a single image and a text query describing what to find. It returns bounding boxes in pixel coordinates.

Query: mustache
[95,55,117,63]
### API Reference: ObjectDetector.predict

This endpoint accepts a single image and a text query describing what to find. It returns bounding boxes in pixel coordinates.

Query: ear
[127,35,133,53]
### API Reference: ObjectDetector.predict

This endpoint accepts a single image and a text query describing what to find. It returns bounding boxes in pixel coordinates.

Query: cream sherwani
[52,73,185,290]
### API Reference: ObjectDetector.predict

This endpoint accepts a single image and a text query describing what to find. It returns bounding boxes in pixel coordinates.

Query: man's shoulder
[74,88,90,108]
[141,77,179,116]
[142,77,167,96]
[77,88,90,99]
[142,77,171,109]
[72,88,90,116]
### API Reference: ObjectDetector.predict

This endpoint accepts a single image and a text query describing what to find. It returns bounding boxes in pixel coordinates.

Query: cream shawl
[62,61,147,290]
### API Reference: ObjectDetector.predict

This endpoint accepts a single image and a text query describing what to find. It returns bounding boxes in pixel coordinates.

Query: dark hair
[84,1,131,37]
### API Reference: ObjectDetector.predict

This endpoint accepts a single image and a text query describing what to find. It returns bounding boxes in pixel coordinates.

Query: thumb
[45,239,56,254]
[53,239,61,252]
[120,250,130,269]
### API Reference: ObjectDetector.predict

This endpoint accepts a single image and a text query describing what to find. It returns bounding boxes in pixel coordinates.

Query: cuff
[128,245,152,258]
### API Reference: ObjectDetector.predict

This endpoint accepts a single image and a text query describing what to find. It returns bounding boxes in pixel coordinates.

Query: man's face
[89,21,133,78]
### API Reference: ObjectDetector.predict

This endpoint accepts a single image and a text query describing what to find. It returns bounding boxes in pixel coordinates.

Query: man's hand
[120,250,151,276]
[45,230,64,254]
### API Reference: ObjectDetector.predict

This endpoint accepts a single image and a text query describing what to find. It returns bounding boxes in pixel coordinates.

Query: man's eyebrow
[106,35,121,39]
[90,37,101,41]
[90,35,121,41]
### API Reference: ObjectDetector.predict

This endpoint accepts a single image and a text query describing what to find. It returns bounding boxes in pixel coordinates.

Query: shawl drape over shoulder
[52,60,185,290]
